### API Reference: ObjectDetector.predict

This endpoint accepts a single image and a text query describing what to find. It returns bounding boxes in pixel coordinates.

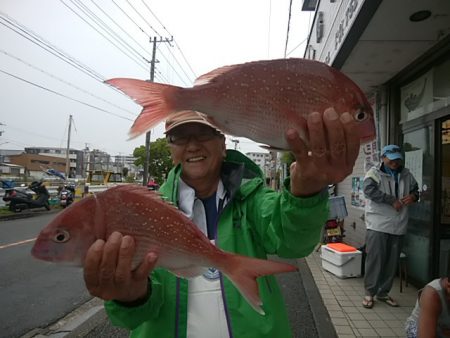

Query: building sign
[317,0,363,64]
[363,140,379,172]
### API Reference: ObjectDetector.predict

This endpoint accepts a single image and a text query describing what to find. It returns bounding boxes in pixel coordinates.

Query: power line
[72,0,151,63]
[0,12,143,103]
[173,40,197,79]
[111,0,192,85]
[284,0,293,58]
[160,42,194,84]
[140,0,170,36]
[0,48,137,116]
[59,0,149,72]
[0,12,105,82]
[125,0,161,37]
[91,0,152,58]
[139,0,197,79]
[111,0,151,38]
[286,37,308,56]
[0,68,134,121]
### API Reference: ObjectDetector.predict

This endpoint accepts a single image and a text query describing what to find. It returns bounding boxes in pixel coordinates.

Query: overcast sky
[0,0,312,156]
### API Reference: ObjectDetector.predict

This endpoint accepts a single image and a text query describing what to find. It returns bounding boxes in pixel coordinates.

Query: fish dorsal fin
[113,184,180,211]
[194,64,240,86]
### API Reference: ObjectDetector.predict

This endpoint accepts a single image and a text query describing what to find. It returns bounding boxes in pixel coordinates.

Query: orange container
[326,243,357,252]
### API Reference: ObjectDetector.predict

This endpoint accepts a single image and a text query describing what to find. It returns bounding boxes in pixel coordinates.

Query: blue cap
[381,144,403,161]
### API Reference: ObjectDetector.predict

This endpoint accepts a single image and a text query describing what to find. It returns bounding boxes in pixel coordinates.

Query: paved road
[1,212,333,338]
[0,213,91,338]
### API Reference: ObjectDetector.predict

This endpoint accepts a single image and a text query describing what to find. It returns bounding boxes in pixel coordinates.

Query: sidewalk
[305,249,418,338]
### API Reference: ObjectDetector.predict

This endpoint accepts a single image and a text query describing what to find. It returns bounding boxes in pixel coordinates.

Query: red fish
[106,58,375,149]
[31,185,297,314]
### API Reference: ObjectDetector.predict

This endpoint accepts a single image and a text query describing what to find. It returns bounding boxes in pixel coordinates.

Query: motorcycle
[2,181,50,212]
[58,184,75,208]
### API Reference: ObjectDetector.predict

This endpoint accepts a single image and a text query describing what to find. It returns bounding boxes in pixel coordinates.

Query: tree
[280,151,295,179]
[133,137,173,185]
[122,167,129,178]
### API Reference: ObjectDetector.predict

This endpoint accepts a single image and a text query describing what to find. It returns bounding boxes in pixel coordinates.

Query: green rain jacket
[105,150,328,338]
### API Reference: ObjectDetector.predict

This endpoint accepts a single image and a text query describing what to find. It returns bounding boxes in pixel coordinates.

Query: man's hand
[401,194,416,206]
[392,200,403,211]
[83,231,158,303]
[287,108,361,197]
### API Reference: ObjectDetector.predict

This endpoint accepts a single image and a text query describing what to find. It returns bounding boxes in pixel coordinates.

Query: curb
[297,258,338,338]
[21,298,106,338]
[0,208,60,221]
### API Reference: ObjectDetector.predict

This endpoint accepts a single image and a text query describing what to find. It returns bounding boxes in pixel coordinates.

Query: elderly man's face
[382,156,402,170]
[167,123,226,184]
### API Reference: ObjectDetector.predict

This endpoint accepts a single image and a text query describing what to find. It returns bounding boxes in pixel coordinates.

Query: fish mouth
[360,134,376,144]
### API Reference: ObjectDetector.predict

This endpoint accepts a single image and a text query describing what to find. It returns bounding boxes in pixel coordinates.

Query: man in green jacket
[83,109,360,337]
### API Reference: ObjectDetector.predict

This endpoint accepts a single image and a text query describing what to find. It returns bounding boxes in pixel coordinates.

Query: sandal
[362,296,374,309]
[376,295,399,307]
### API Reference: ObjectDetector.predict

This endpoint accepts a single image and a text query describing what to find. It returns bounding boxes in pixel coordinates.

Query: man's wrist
[114,279,152,307]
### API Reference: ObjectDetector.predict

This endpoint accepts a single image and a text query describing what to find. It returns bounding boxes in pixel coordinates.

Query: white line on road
[0,238,36,249]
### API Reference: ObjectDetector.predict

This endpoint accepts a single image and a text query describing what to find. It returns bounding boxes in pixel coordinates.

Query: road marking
[0,238,36,250]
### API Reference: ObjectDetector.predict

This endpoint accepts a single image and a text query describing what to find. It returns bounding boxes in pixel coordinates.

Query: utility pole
[65,115,72,180]
[231,138,240,150]
[142,36,173,186]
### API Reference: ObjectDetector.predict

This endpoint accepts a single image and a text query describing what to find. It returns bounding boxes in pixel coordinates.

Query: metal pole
[142,36,173,186]
[142,37,157,186]
[65,115,72,179]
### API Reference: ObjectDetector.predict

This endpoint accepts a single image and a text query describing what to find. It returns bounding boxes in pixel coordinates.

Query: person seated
[405,276,450,338]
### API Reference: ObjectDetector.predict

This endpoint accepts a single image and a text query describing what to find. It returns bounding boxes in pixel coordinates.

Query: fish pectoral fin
[169,266,207,278]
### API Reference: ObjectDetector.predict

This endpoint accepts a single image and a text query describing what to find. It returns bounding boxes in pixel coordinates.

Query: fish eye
[354,109,367,122]
[53,229,70,243]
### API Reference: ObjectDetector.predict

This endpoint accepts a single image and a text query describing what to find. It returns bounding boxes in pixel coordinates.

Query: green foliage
[280,151,295,166]
[133,137,173,185]
[124,176,135,183]
[122,167,129,177]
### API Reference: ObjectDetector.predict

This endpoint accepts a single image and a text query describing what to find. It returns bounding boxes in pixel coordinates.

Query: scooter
[58,184,75,208]
[3,181,50,212]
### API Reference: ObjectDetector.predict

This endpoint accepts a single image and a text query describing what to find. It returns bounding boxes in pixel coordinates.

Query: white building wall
[306,0,365,65]
[337,146,367,248]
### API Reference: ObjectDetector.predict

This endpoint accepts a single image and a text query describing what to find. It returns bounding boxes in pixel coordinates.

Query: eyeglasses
[167,129,221,145]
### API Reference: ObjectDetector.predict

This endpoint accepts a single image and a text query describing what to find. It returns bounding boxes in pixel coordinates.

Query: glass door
[402,125,434,284]
[438,115,450,276]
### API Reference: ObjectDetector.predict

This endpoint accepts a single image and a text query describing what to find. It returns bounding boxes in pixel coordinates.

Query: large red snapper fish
[106,58,376,149]
[31,185,297,315]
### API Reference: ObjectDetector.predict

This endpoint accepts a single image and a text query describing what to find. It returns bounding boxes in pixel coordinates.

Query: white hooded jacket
[363,163,419,235]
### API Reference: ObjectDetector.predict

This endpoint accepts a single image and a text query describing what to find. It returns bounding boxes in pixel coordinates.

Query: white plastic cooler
[321,243,362,278]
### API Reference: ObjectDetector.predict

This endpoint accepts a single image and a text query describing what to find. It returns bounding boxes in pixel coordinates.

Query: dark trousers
[364,229,403,297]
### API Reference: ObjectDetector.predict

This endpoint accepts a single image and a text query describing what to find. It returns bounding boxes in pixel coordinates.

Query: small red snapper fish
[31,185,297,315]
[106,58,375,149]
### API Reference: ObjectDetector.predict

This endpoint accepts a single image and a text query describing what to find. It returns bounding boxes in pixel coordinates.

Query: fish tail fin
[220,254,297,315]
[105,78,183,139]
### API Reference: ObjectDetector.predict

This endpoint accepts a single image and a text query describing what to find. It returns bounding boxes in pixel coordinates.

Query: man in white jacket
[362,144,419,309]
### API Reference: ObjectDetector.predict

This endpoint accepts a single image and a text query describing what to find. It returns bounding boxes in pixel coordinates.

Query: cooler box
[321,243,362,278]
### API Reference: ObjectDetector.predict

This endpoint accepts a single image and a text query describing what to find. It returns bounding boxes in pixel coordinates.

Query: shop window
[400,59,450,122]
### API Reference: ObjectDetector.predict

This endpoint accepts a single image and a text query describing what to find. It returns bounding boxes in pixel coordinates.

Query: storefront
[302,0,450,285]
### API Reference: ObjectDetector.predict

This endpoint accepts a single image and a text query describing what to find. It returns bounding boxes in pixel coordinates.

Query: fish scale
[106,58,375,148]
[31,184,298,314]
